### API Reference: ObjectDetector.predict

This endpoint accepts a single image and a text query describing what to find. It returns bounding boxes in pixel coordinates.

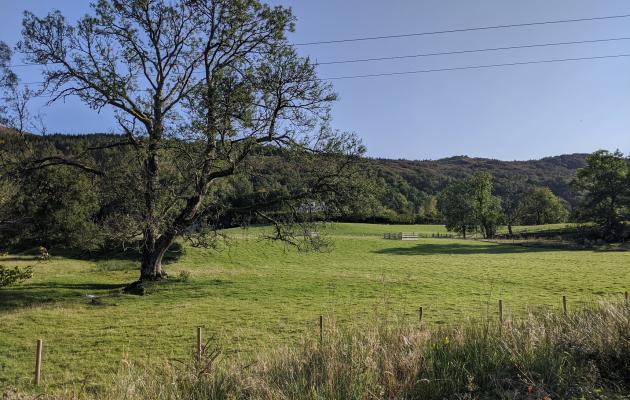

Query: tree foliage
[518,187,569,226]
[497,178,527,235]
[468,172,504,238]
[0,265,33,288]
[438,172,503,239]
[437,180,477,238]
[572,150,629,240]
[1,166,102,251]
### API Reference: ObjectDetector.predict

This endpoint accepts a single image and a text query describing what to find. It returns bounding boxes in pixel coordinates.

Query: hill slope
[373,154,587,205]
[0,131,588,222]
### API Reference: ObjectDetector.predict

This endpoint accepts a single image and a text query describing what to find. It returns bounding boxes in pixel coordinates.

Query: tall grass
[96,302,630,400]
[6,302,629,399]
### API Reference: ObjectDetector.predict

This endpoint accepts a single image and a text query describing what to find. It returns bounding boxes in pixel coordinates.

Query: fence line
[383,232,455,240]
[23,292,629,386]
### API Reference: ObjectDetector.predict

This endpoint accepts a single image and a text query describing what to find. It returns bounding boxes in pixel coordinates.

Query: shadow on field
[75,242,184,264]
[24,282,127,291]
[5,242,184,264]
[374,242,560,255]
[0,282,127,312]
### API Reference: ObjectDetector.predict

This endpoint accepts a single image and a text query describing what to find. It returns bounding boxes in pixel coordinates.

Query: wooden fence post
[562,295,567,315]
[418,306,423,327]
[319,315,323,342]
[625,291,628,304]
[498,300,503,323]
[196,326,202,361]
[35,339,42,386]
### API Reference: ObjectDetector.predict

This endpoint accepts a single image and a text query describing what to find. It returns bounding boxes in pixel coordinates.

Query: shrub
[178,270,191,282]
[0,265,33,288]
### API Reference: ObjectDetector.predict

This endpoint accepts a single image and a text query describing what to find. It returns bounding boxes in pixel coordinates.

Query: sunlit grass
[1,223,628,392]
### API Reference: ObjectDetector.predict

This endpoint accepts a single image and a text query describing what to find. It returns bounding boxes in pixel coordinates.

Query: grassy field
[1,222,629,393]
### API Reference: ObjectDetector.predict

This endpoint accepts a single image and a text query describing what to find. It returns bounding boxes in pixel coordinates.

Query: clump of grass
[88,302,630,400]
[177,270,191,282]
[94,260,137,272]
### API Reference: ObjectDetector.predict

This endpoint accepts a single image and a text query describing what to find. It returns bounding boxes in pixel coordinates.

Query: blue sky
[2,1,630,160]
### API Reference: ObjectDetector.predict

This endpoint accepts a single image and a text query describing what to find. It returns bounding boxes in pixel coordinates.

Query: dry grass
[7,301,627,400]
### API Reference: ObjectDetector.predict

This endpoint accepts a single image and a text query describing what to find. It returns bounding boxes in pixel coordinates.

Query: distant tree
[498,179,527,236]
[518,187,569,226]
[572,150,629,240]
[438,180,477,238]
[469,172,504,238]
[18,0,365,282]
[438,172,503,238]
[418,195,439,223]
[1,166,103,251]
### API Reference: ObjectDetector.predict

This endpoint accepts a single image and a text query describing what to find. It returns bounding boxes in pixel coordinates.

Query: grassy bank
[1,223,629,392]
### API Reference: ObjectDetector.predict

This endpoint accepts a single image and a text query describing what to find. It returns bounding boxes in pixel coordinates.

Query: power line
[316,37,630,65]
[296,13,630,46]
[9,13,630,68]
[19,52,630,90]
[321,53,630,80]
[7,62,57,68]
[14,35,630,70]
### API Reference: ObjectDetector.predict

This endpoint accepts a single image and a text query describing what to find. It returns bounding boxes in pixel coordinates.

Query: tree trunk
[508,223,513,236]
[140,248,165,280]
[137,195,203,282]
[139,234,175,281]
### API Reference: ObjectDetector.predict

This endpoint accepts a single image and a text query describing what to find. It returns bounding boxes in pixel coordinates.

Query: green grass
[500,222,577,234]
[1,223,629,393]
[98,302,630,400]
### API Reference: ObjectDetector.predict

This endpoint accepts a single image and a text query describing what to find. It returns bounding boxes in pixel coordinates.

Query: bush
[0,265,33,288]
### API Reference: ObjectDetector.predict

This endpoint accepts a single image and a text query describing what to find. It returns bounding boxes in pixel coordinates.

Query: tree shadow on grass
[0,282,127,313]
[3,242,184,264]
[64,242,184,264]
[374,242,568,256]
[0,256,40,262]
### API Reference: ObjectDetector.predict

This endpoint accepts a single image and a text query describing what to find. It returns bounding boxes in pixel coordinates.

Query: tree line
[0,129,626,253]
[338,153,588,225]
[436,150,630,240]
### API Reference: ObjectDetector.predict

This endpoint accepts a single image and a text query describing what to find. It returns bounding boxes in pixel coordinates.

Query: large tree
[438,172,503,239]
[518,187,568,226]
[469,172,503,238]
[17,0,365,282]
[496,178,527,236]
[572,150,628,240]
[437,180,477,239]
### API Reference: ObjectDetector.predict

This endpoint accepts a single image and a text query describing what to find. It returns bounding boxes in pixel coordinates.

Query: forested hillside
[1,130,587,226]
[360,154,588,222]
[375,154,587,200]
[371,154,587,222]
